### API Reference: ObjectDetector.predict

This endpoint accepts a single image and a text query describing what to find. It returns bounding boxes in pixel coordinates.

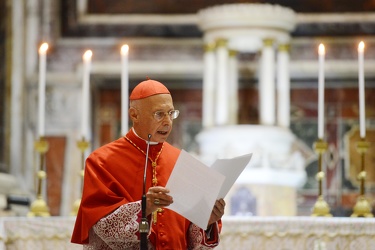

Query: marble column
[202,43,216,129]
[259,38,276,125]
[215,39,230,126]
[228,49,239,125]
[10,0,26,181]
[277,44,290,128]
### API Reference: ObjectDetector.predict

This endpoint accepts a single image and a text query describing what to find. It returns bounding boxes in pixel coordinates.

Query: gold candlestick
[28,137,50,217]
[311,139,332,217]
[71,137,90,215]
[351,138,373,217]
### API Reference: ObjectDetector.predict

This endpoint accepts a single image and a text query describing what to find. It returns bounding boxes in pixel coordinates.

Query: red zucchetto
[129,79,170,100]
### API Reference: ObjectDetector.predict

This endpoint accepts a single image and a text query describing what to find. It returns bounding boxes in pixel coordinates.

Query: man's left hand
[207,199,226,227]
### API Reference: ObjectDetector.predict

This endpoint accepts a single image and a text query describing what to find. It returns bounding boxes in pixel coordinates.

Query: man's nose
[161,113,173,123]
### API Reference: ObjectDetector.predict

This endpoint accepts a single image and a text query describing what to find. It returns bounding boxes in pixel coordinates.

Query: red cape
[71,129,180,244]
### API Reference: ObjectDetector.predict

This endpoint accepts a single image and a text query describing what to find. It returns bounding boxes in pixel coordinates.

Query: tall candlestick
[121,44,129,136]
[38,43,48,137]
[318,44,325,139]
[81,50,92,140]
[358,41,366,138]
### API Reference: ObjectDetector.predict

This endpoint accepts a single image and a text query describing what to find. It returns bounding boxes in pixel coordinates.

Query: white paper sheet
[165,150,225,229]
[165,150,252,229]
[211,153,253,199]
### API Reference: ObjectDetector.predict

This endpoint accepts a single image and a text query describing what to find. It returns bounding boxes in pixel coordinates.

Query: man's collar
[131,127,159,145]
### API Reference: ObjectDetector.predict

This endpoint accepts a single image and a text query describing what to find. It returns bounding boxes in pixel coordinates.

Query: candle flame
[121,44,129,55]
[358,41,365,52]
[39,43,48,54]
[83,50,93,61]
[318,44,325,55]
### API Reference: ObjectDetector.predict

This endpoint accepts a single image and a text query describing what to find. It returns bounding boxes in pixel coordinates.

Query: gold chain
[125,136,163,187]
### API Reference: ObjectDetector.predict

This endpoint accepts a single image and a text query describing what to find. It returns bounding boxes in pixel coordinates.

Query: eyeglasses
[153,110,180,121]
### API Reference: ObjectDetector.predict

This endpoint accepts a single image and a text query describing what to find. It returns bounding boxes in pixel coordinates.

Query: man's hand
[146,186,173,216]
[207,199,226,227]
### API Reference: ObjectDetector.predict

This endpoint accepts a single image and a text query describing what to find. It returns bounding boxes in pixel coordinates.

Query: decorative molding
[197,4,296,32]
[297,13,375,24]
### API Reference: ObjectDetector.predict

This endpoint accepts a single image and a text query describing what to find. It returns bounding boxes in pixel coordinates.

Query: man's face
[131,94,175,143]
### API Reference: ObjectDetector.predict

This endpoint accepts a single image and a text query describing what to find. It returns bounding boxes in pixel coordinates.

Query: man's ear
[129,107,138,122]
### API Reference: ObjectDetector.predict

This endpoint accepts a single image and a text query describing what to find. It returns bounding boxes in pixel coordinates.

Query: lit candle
[81,50,92,140]
[38,43,48,137]
[318,44,325,139]
[121,44,129,135]
[358,41,366,138]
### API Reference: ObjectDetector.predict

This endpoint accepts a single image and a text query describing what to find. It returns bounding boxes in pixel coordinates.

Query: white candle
[318,44,325,139]
[121,44,129,135]
[358,41,366,138]
[38,43,48,137]
[81,50,92,140]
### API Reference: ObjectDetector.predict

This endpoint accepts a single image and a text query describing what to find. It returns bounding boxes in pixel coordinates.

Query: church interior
[1,0,375,249]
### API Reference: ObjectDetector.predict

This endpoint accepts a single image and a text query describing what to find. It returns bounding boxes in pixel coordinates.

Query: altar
[218,216,375,250]
[0,216,374,250]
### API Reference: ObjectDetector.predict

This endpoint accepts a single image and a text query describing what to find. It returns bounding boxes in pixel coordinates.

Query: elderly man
[71,79,225,249]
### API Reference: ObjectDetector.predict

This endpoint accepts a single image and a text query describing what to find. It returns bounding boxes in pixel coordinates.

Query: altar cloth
[0,216,374,249]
